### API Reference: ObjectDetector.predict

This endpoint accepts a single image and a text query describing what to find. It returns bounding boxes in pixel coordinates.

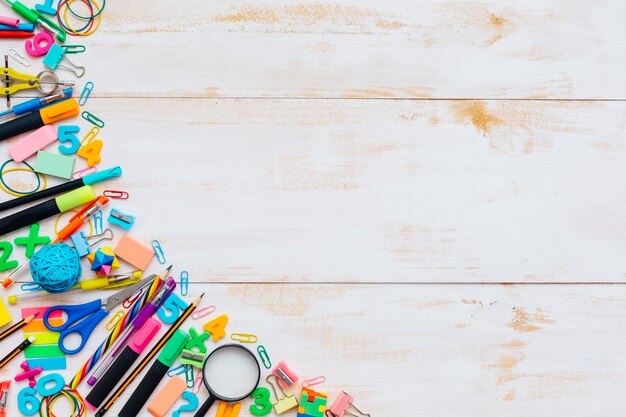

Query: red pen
[0,30,33,38]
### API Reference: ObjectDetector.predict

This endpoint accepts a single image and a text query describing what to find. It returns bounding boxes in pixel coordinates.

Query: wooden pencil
[0,313,38,343]
[0,336,34,369]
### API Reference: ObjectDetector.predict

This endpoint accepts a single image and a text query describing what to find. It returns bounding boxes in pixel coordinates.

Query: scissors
[43,276,156,354]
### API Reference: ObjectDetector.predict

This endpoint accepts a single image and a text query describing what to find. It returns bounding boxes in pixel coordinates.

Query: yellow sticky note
[0,298,13,328]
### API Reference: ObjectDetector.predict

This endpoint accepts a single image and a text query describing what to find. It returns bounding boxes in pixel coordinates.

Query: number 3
[249,387,272,416]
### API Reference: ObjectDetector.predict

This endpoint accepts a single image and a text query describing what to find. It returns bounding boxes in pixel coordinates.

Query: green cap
[55,185,95,212]
[11,1,39,23]
[158,330,189,367]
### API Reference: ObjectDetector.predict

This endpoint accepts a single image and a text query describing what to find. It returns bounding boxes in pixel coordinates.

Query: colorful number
[14,224,50,258]
[157,293,189,324]
[172,391,199,417]
[24,32,53,57]
[36,373,64,397]
[0,241,18,272]
[203,314,228,342]
[76,139,103,167]
[249,387,272,416]
[17,387,40,416]
[58,125,81,155]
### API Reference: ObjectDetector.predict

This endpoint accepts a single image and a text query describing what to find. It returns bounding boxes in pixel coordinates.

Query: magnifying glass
[193,343,261,417]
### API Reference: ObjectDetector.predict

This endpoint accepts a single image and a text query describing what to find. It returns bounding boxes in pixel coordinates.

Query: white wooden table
[0,0,625,416]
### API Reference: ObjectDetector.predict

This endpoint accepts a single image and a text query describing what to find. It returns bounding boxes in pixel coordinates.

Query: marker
[0,185,94,236]
[0,336,34,369]
[0,0,66,42]
[0,98,79,141]
[85,317,162,409]
[0,88,72,119]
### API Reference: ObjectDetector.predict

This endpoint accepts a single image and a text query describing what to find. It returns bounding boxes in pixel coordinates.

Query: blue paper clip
[180,271,189,296]
[21,283,41,291]
[167,364,187,377]
[185,365,194,388]
[93,210,103,234]
[79,81,93,106]
[152,240,166,264]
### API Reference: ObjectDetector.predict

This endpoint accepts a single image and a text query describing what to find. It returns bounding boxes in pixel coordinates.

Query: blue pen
[0,87,73,118]
[0,22,34,31]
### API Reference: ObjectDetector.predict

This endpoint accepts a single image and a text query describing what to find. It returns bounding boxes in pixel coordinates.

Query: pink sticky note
[9,125,58,162]
[21,306,62,319]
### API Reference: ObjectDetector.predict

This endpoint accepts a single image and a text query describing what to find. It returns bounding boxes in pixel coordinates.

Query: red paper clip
[103,190,129,199]
[123,288,143,308]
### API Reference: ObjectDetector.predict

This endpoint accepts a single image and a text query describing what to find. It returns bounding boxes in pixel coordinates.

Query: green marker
[0,0,66,42]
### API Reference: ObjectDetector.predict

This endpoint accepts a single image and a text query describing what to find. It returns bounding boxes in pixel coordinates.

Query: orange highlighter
[0,98,79,141]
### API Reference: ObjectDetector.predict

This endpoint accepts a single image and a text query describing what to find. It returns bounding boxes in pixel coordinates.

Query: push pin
[327,391,370,417]
[272,361,298,388]
[108,209,135,230]
[267,375,298,415]
[42,44,85,77]
[14,361,42,388]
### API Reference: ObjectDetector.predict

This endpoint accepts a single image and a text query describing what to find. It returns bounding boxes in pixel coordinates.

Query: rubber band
[68,0,105,19]
[54,209,94,237]
[39,388,86,417]
[57,0,94,35]
[0,159,47,196]
[67,0,102,37]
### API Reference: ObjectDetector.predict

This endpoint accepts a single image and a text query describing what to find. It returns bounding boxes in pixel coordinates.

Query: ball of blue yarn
[30,243,82,293]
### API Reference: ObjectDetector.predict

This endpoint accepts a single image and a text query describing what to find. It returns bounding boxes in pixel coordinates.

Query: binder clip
[108,208,135,230]
[266,375,298,415]
[326,392,370,417]
[70,228,113,257]
[42,44,85,78]
[180,349,206,369]
[297,388,327,417]
[272,361,298,388]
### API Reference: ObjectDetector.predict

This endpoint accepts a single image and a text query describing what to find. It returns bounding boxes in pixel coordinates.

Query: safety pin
[230,333,258,343]
[81,126,99,144]
[103,190,129,199]
[106,310,125,330]
[257,345,271,369]
[20,283,41,292]
[192,305,215,320]
[78,81,93,106]
[192,371,203,394]
[122,287,143,308]
[302,376,326,388]
[152,240,166,264]
[82,111,105,128]
[62,45,86,54]
[93,210,103,234]
[185,365,194,388]
[167,364,187,377]
[179,271,189,296]
[8,49,30,67]
[72,166,97,179]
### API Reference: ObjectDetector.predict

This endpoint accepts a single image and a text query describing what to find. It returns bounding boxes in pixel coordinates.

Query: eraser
[114,235,154,271]
[0,298,12,328]
[147,376,187,417]
[34,151,75,179]
[26,357,66,371]
[9,125,57,163]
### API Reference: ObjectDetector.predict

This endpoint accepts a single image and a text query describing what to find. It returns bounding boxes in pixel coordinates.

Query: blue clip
[70,231,91,257]
[167,364,187,377]
[152,240,166,264]
[42,44,64,70]
[93,210,103,234]
[180,271,189,296]
[108,209,135,230]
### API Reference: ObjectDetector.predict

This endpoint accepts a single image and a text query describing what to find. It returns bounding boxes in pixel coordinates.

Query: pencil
[0,335,34,369]
[95,294,203,417]
[0,313,38,343]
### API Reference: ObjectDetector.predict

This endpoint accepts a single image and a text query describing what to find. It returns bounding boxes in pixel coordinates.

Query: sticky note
[24,332,59,345]
[26,357,66,370]
[147,376,187,417]
[0,298,12,328]
[21,306,62,319]
[24,344,64,358]
[23,318,63,333]
[34,150,75,179]
[114,235,154,271]
[9,125,57,162]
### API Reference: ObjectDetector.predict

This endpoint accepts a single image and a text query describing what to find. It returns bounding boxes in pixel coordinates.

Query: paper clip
[192,305,215,320]
[20,283,41,291]
[78,81,93,106]
[231,333,258,343]
[152,240,166,264]
[82,111,105,128]
[167,364,187,377]
[81,126,99,145]
[72,166,97,179]
[106,310,125,330]
[179,271,189,296]
[123,287,143,308]
[192,371,203,394]
[93,210,103,234]
[302,376,326,388]
[62,45,86,54]
[185,365,194,388]
[9,49,30,67]
[103,190,128,199]
[257,345,271,369]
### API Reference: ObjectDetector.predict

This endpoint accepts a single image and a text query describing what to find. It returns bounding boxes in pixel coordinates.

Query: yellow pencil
[0,313,38,343]
[0,336,35,369]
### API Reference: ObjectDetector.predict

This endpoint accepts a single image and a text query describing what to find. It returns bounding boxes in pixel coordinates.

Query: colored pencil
[0,31,34,38]
[0,313,37,343]
[0,335,34,369]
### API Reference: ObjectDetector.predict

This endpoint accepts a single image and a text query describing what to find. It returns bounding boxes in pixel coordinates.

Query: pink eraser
[129,317,161,354]
[9,125,57,162]
[0,16,19,27]
[147,376,187,417]
[114,234,154,271]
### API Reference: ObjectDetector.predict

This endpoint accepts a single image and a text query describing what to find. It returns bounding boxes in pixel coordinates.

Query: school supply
[14,360,41,387]
[0,380,9,417]
[0,312,36,342]
[7,48,29,66]
[257,344,271,369]
[0,15,18,26]
[0,22,32,31]
[34,150,75,179]
[117,329,190,417]
[297,388,327,417]
[108,208,134,230]
[180,350,205,368]
[272,361,298,388]
[266,375,298,414]
[0,88,71,120]
[327,391,370,417]
[114,234,154,270]
[0,335,34,369]
[95,294,203,417]
[147,376,187,417]
[30,243,81,293]
[43,44,85,77]
[85,317,161,409]
[192,344,261,417]
[70,228,114,258]
[173,391,199,417]
[0,97,79,141]
[0,297,11,327]
[87,246,119,276]
[0,30,32,37]
[43,275,156,354]
[0,68,72,97]
[0,0,66,41]
[249,388,272,416]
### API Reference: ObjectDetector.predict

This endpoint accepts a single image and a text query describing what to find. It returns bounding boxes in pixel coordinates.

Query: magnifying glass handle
[193,396,216,417]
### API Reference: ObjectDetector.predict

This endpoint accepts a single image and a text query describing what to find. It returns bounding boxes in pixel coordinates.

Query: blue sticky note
[26,357,67,371]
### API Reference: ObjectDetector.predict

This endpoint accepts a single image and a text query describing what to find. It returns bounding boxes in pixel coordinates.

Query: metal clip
[152,240,166,264]
[185,365,194,388]
[62,45,86,54]
[88,228,113,247]
[167,364,187,377]
[93,210,103,234]
[72,166,97,179]
[106,310,125,330]
[82,111,105,128]
[78,81,93,105]
[257,345,271,369]
[191,305,216,320]
[266,375,299,414]
[8,49,30,67]
[122,287,143,308]
[82,126,99,144]
[179,271,189,296]
[302,376,325,388]
[103,190,128,199]
[230,333,258,343]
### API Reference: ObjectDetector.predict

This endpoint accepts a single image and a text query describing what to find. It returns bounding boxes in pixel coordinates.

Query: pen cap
[82,166,122,185]
[129,317,161,354]
[157,330,189,367]
[56,185,95,212]
[10,2,39,22]
[40,99,79,124]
